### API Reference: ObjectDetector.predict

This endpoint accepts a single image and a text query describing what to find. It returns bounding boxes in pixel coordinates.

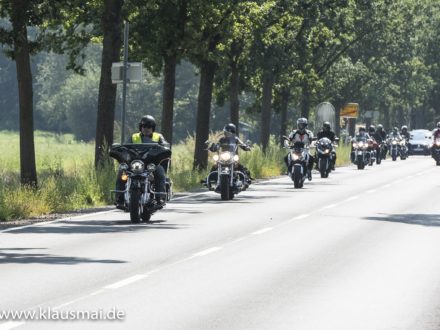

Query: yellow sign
[340,103,359,118]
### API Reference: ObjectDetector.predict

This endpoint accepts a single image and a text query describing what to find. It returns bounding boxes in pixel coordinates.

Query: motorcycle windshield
[219,143,238,153]
[110,143,172,165]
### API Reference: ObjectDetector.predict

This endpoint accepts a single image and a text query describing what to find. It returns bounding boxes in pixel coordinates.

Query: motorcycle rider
[400,125,410,141]
[285,117,314,180]
[207,123,252,186]
[115,115,169,209]
[316,121,337,170]
[432,122,440,157]
[375,124,388,159]
[388,127,402,140]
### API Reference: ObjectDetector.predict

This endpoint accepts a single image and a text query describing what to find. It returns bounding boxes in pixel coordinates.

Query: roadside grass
[0,131,350,221]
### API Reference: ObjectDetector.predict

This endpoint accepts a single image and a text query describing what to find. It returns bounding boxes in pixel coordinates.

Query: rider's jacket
[401,131,410,141]
[131,132,167,144]
[289,129,314,145]
[388,133,402,140]
[317,130,336,142]
[433,128,440,139]
[372,132,385,143]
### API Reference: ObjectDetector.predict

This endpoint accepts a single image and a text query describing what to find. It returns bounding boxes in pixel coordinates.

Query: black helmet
[359,126,366,132]
[323,121,331,131]
[368,125,376,133]
[297,118,308,132]
[223,123,236,136]
[401,125,408,132]
[377,124,383,131]
[139,115,156,131]
[437,122,440,128]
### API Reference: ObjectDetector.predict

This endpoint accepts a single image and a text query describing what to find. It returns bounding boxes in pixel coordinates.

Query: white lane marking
[345,196,359,202]
[104,274,148,290]
[0,210,117,233]
[0,322,26,330]
[321,204,338,210]
[192,247,222,257]
[367,189,376,194]
[89,289,105,296]
[291,214,310,221]
[252,227,273,235]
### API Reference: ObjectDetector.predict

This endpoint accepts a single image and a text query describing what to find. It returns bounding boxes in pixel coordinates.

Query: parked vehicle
[110,143,172,223]
[408,129,432,155]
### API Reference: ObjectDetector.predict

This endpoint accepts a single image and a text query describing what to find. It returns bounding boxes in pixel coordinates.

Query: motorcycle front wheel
[220,175,230,201]
[293,166,303,188]
[129,190,141,223]
[319,159,329,178]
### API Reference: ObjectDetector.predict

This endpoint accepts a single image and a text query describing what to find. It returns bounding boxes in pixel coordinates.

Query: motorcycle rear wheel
[293,166,303,188]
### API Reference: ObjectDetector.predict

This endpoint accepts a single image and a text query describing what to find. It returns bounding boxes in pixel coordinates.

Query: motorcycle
[284,139,310,188]
[110,143,172,223]
[367,139,377,166]
[432,138,440,166]
[351,137,371,170]
[314,137,335,178]
[399,140,408,160]
[376,141,386,164]
[388,137,401,161]
[204,142,250,200]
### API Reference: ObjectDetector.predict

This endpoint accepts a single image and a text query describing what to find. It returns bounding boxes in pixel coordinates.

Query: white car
[408,129,432,155]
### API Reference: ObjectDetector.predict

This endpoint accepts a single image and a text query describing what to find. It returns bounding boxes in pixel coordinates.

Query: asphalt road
[1,156,440,330]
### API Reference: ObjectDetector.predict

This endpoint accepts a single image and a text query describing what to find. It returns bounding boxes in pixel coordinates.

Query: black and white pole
[121,21,129,144]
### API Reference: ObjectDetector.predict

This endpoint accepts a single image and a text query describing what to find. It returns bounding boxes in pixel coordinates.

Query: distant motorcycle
[315,137,335,178]
[376,141,386,164]
[432,138,440,166]
[284,139,310,188]
[204,142,250,200]
[351,137,371,170]
[110,143,172,223]
[388,137,401,161]
[399,140,408,160]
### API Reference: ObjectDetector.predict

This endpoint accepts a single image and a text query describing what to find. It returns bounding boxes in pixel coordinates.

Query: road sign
[112,62,143,83]
[340,103,359,118]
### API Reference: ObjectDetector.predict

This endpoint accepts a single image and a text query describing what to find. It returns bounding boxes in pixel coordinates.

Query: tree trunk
[161,54,177,145]
[95,0,123,168]
[383,103,390,131]
[260,70,274,152]
[11,0,37,187]
[301,80,311,118]
[229,61,240,134]
[279,88,289,146]
[193,60,217,170]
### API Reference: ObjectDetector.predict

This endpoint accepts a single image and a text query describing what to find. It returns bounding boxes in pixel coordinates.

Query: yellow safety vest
[132,132,161,144]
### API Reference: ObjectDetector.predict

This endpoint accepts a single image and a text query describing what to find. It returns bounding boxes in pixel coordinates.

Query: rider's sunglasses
[141,124,153,128]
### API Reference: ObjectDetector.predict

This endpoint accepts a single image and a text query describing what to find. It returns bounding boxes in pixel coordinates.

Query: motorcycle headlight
[233,155,239,162]
[220,152,232,162]
[392,140,397,145]
[291,153,300,161]
[352,143,358,148]
[213,154,219,162]
[436,141,440,146]
[146,163,156,172]
[324,149,330,154]
[130,160,144,173]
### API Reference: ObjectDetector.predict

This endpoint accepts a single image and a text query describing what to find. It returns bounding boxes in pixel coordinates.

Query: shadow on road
[5,219,190,234]
[364,214,440,227]
[0,248,126,264]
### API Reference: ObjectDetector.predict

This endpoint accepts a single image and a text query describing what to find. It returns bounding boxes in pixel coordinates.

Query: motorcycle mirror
[204,140,211,145]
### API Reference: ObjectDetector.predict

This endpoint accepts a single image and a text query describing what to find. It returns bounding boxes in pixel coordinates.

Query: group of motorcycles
[350,135,408,170]
[107,132,438,223]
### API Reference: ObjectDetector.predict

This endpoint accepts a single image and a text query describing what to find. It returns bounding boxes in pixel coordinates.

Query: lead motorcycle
[110,143,172,223]
[314,137,336,178]
[432,138,440,165]
[284,139,310,188]
[204,142,250,200]
[351,137,371,170]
